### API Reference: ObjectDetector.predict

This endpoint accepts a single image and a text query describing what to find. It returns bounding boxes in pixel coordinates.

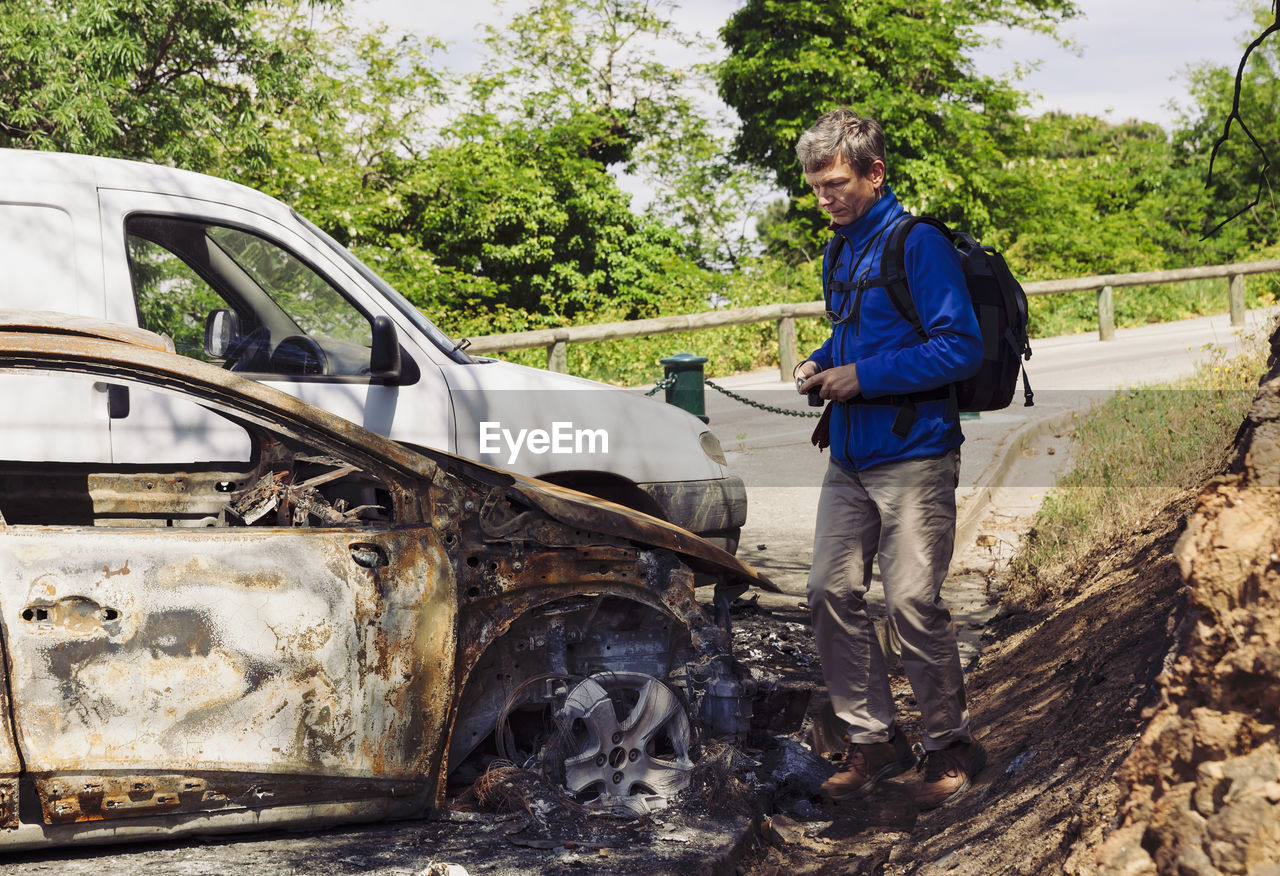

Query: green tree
[987,111,1263,335]
[235,4,708,328]
[472,0,705,164]
[240,11,447,220]
[754,196,824,264]
[634,108,774,270]
[717,0,1078,256]
[229,9,475,311]
[0,0,338,170]
[398,115,703,321]
[991,114,1218,280]
[472,0,766,270]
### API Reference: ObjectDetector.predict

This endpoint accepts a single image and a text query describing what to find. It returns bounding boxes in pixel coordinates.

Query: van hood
[442,358,726,484]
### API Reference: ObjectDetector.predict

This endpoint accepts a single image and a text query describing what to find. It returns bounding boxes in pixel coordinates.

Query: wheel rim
[558,671,693,799]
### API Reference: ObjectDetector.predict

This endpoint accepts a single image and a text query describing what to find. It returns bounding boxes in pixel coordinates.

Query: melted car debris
[229,458,384,526]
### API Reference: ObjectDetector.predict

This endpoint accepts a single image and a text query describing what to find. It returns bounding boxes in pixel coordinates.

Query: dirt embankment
[746,329,1280,876]
[1070,333,1280,875]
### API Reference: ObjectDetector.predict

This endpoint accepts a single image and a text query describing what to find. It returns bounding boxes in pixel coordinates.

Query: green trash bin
[659,352,709,423]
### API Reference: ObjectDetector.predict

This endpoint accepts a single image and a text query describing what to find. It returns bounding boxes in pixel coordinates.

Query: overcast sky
[356,0,1258,130]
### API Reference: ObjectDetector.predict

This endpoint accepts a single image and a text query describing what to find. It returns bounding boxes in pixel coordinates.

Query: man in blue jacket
[794,108,986,808]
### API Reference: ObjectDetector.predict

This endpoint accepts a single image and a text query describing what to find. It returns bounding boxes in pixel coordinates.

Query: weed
[1001,324,1272,608]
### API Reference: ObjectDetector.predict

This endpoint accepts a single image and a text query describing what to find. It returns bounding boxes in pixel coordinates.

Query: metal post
[659,352,709,423]
[777,308,798,383]
[1097,285,1115,341]
[1229,273,1245,327]
[546,333,569,373]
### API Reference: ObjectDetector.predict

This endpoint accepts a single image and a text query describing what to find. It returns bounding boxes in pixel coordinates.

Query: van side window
[127,216,374,378]
[128,236,229,363]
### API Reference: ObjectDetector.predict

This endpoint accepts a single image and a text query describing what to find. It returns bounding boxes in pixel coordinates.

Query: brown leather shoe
[915,740,986,809]
[820,731,916,801]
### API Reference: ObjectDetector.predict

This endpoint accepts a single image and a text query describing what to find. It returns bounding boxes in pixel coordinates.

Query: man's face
[804,156,885,227]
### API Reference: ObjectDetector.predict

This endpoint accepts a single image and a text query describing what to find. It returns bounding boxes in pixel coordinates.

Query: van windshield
[293,212,475,365]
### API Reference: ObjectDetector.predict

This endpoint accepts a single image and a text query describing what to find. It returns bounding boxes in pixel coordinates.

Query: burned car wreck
[0,314,777,850]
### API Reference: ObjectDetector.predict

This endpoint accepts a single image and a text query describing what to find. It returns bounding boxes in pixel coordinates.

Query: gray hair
[796,108,886,176]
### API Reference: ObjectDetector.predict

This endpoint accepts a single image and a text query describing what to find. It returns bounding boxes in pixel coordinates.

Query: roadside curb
[952,409,1079,568]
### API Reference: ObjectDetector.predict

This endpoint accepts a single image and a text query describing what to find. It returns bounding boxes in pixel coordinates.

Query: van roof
[0,148,293,224]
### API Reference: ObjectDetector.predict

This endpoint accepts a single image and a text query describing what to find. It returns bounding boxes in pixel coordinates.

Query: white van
[0,149,745,550]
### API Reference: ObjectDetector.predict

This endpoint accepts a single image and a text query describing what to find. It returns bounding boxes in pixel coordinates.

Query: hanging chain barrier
[644,372,823,417]
[702,378,824,418]
[643,375,677,397]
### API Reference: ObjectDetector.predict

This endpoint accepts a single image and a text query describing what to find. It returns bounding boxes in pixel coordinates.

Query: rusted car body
[0,316,775,850]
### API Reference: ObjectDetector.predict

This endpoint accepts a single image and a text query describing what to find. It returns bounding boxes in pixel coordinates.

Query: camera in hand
[797,376,823,407]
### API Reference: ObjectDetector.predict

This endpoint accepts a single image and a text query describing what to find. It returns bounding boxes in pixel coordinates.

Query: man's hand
[794,359,820,393]
[800,363,861,402]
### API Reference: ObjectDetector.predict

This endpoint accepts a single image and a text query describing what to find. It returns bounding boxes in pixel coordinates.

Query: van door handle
[107,385,130,419]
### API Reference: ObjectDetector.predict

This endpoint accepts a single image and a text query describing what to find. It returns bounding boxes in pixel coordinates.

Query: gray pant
[806,451,971,752]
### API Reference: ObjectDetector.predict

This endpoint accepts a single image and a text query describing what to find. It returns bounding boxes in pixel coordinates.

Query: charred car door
[0,375,456,835]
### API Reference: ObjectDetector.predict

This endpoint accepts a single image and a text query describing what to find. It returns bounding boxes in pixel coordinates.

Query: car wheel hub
[558,671,693,799]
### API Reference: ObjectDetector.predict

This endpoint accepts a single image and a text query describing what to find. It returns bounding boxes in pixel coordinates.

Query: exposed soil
[1073,342,1280,876]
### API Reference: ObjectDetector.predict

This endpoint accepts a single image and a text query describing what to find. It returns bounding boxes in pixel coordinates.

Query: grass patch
[1001,325,1273,608]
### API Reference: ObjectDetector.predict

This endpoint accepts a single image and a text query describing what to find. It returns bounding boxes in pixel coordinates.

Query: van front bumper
[638,475,748,555]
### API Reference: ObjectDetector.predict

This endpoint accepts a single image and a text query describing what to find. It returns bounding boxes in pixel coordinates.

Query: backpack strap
[880,216,951,340]
[877,216,962,435]
[821,233,848,301]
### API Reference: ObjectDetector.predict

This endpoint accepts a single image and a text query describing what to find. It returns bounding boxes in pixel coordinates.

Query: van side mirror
[369,315,402,380]
[204,309,241,360]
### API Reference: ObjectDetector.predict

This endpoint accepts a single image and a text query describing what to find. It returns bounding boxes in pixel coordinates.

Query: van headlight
[699,430,727,465]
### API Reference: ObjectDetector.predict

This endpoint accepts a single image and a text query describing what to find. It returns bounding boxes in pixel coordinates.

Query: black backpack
[822,215,1033,438]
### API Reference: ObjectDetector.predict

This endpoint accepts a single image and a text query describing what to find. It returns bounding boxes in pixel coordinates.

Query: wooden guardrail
[464,259,1280,381]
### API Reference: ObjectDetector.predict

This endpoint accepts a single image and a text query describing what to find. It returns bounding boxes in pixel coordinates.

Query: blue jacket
[808,187,982,471]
